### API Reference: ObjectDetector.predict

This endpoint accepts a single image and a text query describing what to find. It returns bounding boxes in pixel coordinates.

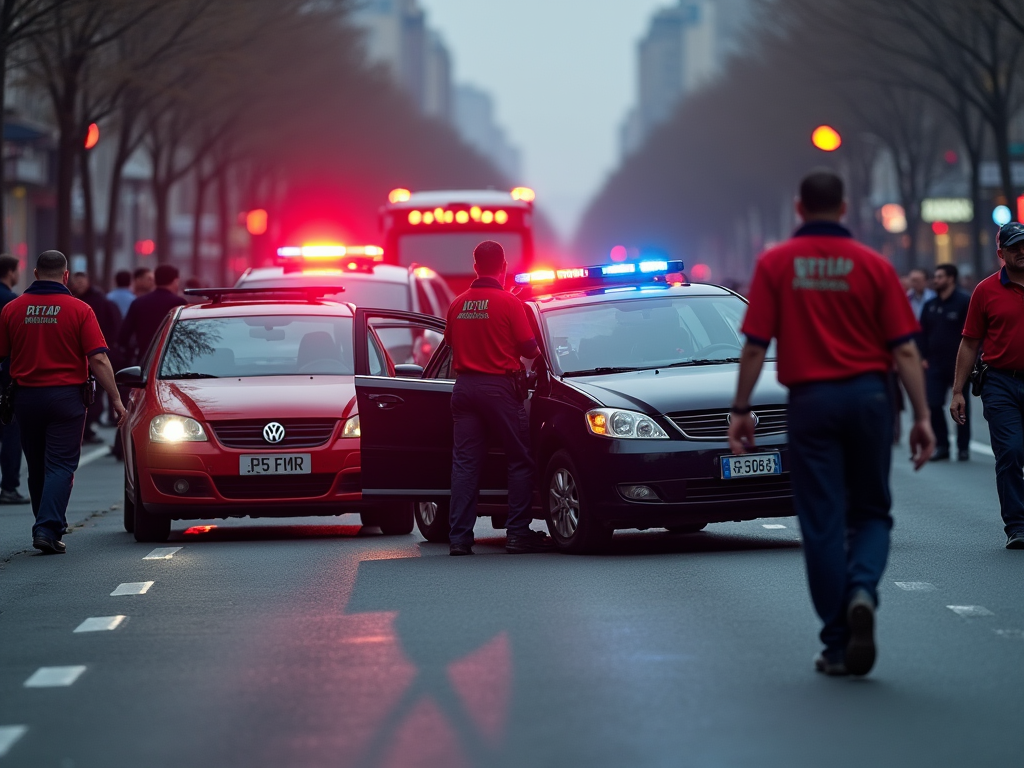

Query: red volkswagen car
[116,287,443,542]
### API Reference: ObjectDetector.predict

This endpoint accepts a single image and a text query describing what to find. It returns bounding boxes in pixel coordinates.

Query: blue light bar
[514,259,684,286]
[601,263,636,276]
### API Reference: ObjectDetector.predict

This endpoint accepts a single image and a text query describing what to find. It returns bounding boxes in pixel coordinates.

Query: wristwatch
[730,405,752,415]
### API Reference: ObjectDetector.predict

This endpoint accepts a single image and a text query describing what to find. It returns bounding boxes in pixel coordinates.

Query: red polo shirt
[0,281,108,387]
[445,277,536,374]
[962,268,1024,369]
[742,222,919,387]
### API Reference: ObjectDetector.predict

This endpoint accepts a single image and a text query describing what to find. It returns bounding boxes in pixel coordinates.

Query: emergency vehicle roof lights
[511,187,536,203]
[276,245,384,260]
[514,259,684,286]
[388,188,412,204]
[184,286,347,304]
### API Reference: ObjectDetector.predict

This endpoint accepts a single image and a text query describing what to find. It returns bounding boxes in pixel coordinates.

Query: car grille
[667,407,787,440]
[684,475,792,503]
[210,419,338,449]
[213,474,336,500]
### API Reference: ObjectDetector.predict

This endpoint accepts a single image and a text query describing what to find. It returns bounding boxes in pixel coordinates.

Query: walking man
[728,170,934,677]
[444,240,549,556]
[107,270,136,318]
[0,251,126,554]
[0,254,28,504]
[906,268,936,321]
[921,263,972,462]
[117,264,186,363]
[951,222,1024,549]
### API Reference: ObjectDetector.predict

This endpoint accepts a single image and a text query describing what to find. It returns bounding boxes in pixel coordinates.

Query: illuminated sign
[921,198,973,223]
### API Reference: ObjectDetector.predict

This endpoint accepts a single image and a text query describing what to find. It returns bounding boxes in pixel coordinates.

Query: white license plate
[239,454,312,475]
[720,452,781,479]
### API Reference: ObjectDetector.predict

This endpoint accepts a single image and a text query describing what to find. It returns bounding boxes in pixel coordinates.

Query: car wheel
[544,450,612,554]
[666,523,707,534]
[123,473,135,533]
[132,458,171,543]
[378,501,415,536]
[414,499,451,543]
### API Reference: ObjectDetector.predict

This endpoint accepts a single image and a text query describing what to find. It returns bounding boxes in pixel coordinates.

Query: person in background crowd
[70,272,121,445]
[107,270,135,317]
[0,255,28,504]
[184,276,204,304]
[132,267,154,297]
[729,170,934,678]
[117,264,186,364]
[0,250,126,554]
[920,263,972,462]
[952,222,1024,550]
[906,268,936,321]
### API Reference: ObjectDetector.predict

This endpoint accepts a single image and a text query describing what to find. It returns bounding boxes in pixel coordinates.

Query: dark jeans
[449,373,534,546]
[14,385,86,541]
[927,365,970,453]
[788,373,894,654]
[981,370,1024,536]
[0,416,22,492]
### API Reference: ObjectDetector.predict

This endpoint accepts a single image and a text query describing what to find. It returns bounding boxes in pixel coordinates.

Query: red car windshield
[159,315,355,378]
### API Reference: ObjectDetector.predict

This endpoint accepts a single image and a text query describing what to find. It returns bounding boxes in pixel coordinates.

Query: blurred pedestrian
[70,272,121,444]
[729,170,934,677]
[0,251,126,554]
[107,270,135,317]
[951,222,1024,549]
[444,241,549,556]
[906,268,936,321]
[921,263,971,462]
[184,276,204,304]
[117,264,186,364]
[132,267,154,297]
[0,255,28,505]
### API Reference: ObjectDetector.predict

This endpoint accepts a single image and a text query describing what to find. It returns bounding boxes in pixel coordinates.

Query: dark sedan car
[353,260,793,553]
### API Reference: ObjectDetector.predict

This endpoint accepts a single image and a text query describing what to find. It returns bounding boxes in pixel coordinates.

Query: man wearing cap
[728,170,934,678]
[951,222,1024,549]
[444,240,551,556]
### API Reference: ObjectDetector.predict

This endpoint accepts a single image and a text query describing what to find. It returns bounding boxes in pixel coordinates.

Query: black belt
[991,368,1024,379]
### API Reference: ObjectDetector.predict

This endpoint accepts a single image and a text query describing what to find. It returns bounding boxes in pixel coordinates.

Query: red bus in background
[380,187,536,294]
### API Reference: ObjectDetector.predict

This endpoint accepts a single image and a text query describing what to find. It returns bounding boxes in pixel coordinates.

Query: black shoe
[845,590,876,676]
[449,542,474,556]
[813,652,848,676]
[929,449,951,462]
[958,450,970,462]
[0,489,29,504]
[506,529,556,554]
[82,431,103,445]
[32,536,66,555]
[1006,532,1024,550]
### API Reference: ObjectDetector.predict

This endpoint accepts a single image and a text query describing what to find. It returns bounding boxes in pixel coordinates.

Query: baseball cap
[998,221,1024,249]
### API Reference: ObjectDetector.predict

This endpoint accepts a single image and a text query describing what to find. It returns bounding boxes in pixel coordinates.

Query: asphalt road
[0,419,1021,768]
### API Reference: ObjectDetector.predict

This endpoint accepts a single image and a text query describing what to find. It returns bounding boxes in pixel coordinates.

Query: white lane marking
[762,524,787,529]
[947,605,994,617]
[111,581,153,596]
[143,547,181,560]
[74,616,126,633]
[24,666,87,687]
[79,445,111,468]
[970,441,995,457]
[994,629,1024,639]
[894,581,937,591]
[0,726,27,758]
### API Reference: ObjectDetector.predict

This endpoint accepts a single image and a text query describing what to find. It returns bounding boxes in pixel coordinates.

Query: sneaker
[32,536,66,555]
[813,652,848,676]
[958,449,970,462]
[506,529,556,554]
[0,489,29,504]
[449,542,474,556]
[845,590,877,676]
[1006,532,1024,550]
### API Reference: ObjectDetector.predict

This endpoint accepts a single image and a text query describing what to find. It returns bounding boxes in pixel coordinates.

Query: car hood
[153,376,357,422]
[561,362,787,413]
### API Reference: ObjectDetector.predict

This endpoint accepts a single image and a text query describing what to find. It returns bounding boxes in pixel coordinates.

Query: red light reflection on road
[184,525,217,535]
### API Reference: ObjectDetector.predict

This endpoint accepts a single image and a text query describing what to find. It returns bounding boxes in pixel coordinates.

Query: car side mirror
[115,366,145,388]
[394,364,424,378]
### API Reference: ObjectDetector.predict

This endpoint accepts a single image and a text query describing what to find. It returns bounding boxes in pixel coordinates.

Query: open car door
[354,308,455,499]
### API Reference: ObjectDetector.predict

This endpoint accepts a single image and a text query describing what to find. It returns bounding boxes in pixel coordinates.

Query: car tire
[123,477,135,533]
[377,502,415,536]
[414,499,451,543]
[544,450,612,554]
[666,523,707,534]
[132,459,171,543]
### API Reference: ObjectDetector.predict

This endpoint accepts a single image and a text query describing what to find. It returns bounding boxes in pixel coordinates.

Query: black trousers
[927,365,970,453]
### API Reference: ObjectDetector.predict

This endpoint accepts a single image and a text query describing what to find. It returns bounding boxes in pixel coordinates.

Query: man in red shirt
[444,240,548,555]
[951,222,1024,549]
[727,171,934,677]
[0,251,126,554]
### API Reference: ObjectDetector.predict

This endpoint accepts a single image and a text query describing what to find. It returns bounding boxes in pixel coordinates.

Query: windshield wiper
[165,372,219,379]
[659,358,742,369]
[563,366,647,377]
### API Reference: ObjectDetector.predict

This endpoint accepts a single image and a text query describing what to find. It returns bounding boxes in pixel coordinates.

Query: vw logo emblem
[263,422,286,444]
[727,412,760,427]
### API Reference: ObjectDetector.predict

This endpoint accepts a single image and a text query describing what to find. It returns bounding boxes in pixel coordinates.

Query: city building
[453,85,521,182]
